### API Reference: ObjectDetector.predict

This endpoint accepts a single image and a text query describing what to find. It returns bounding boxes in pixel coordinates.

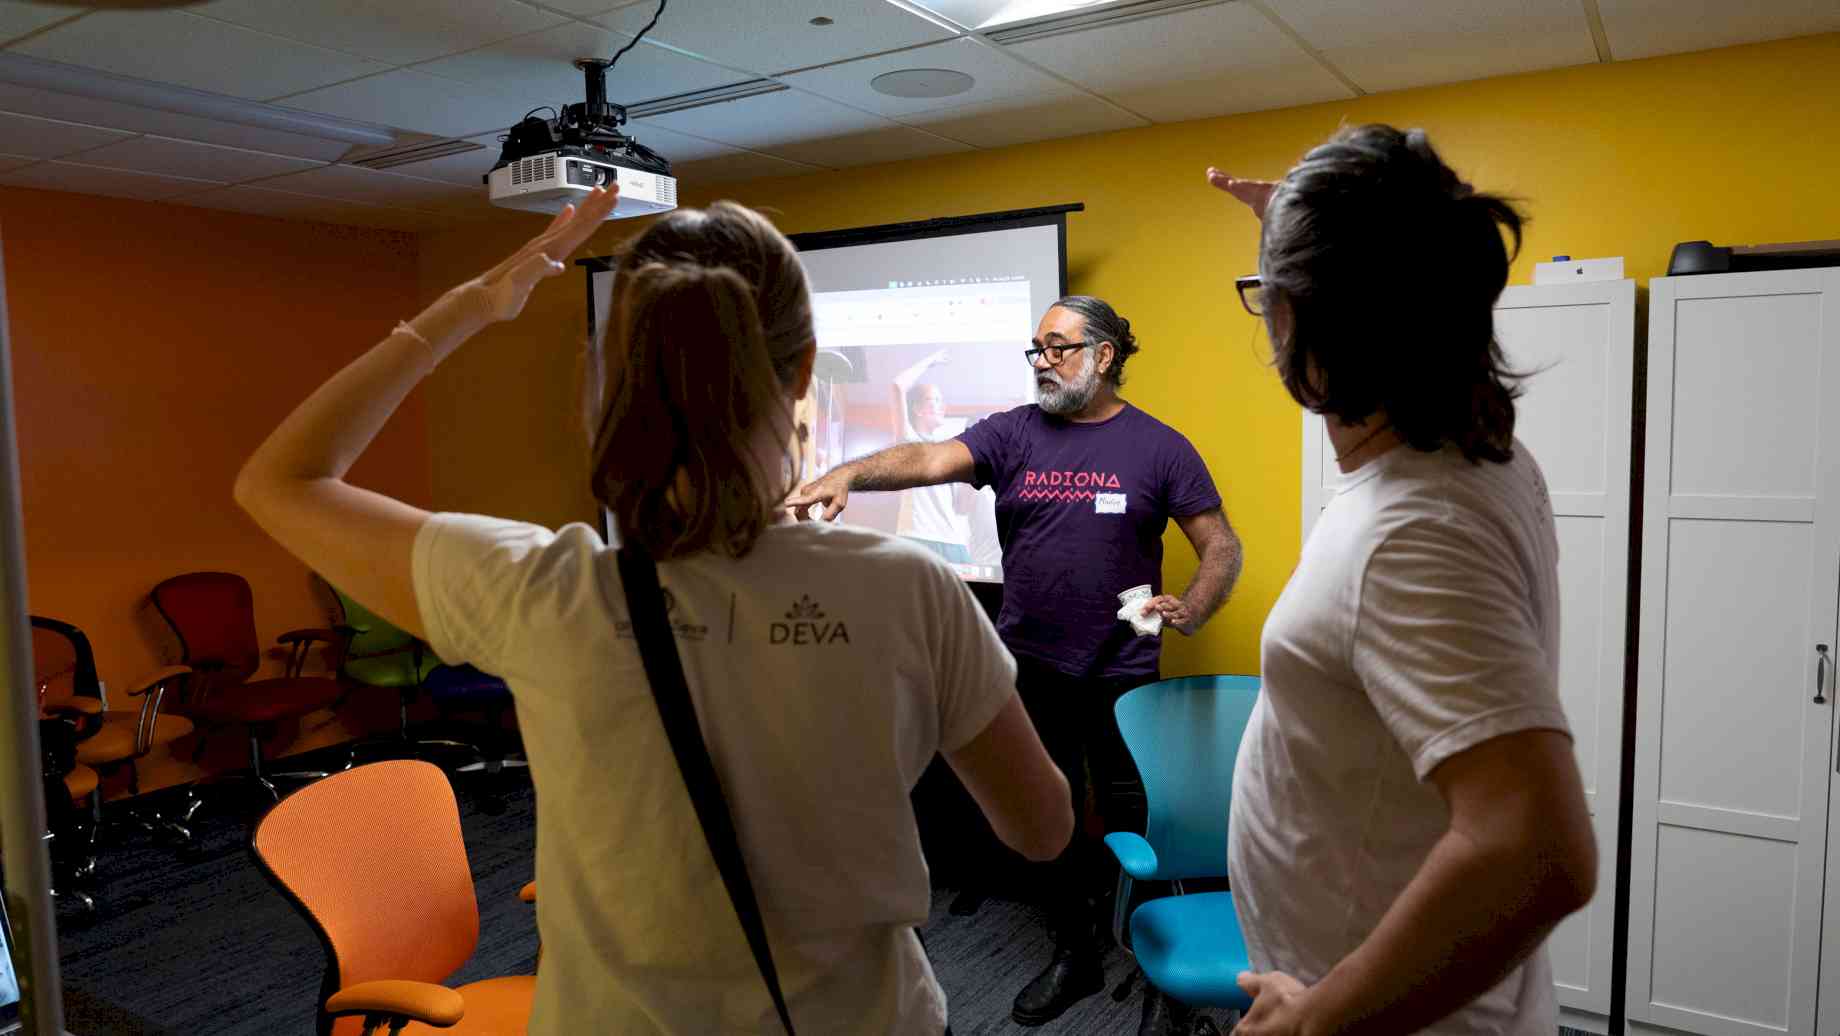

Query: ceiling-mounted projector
[487,57,676,221]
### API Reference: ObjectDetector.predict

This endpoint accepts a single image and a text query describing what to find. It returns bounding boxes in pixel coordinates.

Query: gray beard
[1037,364,1099,416]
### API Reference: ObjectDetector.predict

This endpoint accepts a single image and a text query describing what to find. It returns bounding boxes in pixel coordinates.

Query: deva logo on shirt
[770,594,851,646]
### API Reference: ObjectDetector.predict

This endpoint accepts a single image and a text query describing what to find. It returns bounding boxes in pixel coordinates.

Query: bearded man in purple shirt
[789,295,1244,1029]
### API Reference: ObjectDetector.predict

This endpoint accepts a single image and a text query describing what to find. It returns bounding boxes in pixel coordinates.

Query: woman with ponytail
[1208,127,1596,1036]
[234,191,1072,1035]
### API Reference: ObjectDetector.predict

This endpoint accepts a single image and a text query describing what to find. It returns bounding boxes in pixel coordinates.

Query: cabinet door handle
[1817,644,1829,705]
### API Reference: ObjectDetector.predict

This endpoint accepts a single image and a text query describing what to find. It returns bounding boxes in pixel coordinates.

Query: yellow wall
[420,31,1840,678]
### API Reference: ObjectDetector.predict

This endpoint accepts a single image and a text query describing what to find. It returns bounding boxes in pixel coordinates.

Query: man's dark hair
[1260,124,1527,463]
[1050,295,1138,386]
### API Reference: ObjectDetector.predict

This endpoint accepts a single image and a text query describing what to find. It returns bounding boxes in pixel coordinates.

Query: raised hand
[1207,168,1277,222]
[472,186,622,323]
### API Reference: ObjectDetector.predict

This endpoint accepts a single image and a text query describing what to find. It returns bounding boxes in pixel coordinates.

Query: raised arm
[889,348,950,444]
[233,188,621,639]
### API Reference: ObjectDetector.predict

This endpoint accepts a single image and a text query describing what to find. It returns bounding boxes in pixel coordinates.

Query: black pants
[1015,655,1154,949]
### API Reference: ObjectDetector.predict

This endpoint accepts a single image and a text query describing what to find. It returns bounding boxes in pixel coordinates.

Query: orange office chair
[251,760,535,1035]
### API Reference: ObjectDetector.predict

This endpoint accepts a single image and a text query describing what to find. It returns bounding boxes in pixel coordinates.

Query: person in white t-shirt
[1206,125,1598,1035]
[231,190,1074,1035]
[889,349,973,565]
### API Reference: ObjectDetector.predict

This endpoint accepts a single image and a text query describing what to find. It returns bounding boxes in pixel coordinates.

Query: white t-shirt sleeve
[1351,516,1570,781]
[925,560,1018,753]
[411,512,607,689]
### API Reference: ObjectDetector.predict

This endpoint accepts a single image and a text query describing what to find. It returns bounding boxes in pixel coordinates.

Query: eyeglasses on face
[1236,275,1266,317]
[1023,339,1091,367]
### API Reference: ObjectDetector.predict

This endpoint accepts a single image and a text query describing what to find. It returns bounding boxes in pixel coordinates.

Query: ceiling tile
[1595,0,1840,60]
[380,131,506,186]
[0,82,353,161]
[781,37,1072,117]
[0,1,79,45]
[419,21,746,110]
[1007,1,1354,122]
[764,123,972,168]
[538,0,641,16]
[280,68,530,139]
[12,10,391,102]
[256,163,482,209]
[671,149,823,185]
[177,183,449,231]
[903,90,1146,148]
[0,160,220,201]
[618,121,738,162]
[1267,0,1597,92]
[598,0,956,76]
[641,88,887,151]
[75,134,323,183]
[190,0,567,66]
[0,110,133,158]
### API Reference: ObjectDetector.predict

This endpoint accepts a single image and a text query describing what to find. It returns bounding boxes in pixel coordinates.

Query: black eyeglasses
[1023,339,1090,367]
[1236,275,1265,317]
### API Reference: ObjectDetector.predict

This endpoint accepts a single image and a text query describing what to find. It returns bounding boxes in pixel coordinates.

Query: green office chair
[327,583,476,770]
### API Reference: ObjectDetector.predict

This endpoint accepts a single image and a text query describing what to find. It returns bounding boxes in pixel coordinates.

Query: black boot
[1012,940,1105,1026]
[1137,986,1195,1036]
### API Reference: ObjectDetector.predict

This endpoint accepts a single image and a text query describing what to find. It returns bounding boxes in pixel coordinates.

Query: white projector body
[487,150,677,220]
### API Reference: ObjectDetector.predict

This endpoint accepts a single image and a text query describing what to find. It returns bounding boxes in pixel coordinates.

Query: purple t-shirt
[957,402,1222,678]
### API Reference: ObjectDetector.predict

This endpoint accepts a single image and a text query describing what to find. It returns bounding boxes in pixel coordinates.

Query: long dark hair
[586,202,813,559]
[1260,124,1526,463]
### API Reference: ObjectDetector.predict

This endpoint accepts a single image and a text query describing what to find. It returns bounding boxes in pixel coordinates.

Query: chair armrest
[1104,832,1160,881]
[325,980,465,1027]
[125,665,192,696]
[518,881,536,904]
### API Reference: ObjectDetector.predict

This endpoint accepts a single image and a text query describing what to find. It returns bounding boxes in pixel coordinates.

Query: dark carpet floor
[43,759,1598,1035]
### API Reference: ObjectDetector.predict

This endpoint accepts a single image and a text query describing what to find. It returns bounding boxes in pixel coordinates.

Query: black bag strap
[617,545,796,1035]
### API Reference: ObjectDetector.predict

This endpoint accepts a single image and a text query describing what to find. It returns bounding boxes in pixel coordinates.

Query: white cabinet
[1300,279,1637,1027]
[1628,269,1840,1036]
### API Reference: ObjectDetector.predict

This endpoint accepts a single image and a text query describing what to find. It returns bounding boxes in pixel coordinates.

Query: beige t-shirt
[412,515,1017,1035]
[1229,441,1572,1035]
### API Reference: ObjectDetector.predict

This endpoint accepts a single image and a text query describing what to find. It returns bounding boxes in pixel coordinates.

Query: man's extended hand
[786,469,850,521]
[1235,971,1311,1036]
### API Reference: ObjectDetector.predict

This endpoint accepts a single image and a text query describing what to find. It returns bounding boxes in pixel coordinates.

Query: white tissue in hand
[1116,584,1163,637]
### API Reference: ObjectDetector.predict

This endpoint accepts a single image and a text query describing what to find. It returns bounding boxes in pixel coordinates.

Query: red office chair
[151,572,347,813]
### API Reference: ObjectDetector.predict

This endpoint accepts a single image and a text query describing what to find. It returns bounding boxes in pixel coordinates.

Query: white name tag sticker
[1095,492,1127,514]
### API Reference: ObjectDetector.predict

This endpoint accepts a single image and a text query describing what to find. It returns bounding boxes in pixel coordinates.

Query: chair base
[345,735,485,772]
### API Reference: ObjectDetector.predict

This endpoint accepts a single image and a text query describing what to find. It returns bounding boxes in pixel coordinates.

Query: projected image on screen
[800,279,1038,580]
[791,218,1066,583]
[586,212,1070,583]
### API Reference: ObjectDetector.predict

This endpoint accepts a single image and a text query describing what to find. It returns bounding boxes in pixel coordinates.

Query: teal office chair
[1104,674,1261,1022]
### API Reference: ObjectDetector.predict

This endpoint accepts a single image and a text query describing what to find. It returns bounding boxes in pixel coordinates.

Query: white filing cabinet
[1300,279,1637,1032]
[1628,269,1840,1036]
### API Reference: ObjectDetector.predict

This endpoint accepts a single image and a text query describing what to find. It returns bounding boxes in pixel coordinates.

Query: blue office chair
[1104,674,1261,1018]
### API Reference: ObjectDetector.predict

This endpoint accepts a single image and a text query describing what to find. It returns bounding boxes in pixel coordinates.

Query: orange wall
[5,188,431,792]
